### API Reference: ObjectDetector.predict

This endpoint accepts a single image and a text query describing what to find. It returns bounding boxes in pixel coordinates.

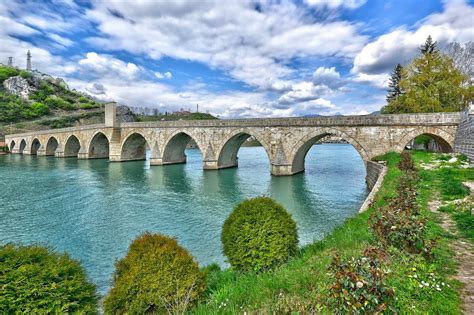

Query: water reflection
[0,144,367,294]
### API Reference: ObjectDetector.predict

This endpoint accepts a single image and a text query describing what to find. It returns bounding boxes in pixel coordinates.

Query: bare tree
[444,41,474,79]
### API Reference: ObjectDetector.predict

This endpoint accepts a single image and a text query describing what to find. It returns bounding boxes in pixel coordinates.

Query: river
[0,144,367,294]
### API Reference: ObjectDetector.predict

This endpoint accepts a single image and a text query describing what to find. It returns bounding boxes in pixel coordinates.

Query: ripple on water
[0,144,367,294]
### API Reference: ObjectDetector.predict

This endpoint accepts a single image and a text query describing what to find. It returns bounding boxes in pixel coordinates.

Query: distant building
[7,57,13,67]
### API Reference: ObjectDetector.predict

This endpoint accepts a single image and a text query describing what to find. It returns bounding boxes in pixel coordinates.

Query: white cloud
[304,0,367,9]
[78,52,140,79]
[85,1,367,89]
[313,66,344,89]
[352,0,474,77]
[154,71,172,79]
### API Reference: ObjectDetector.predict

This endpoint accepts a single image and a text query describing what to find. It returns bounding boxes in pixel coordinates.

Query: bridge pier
[150,156,186,165]
[202,159,238,170]
[271,164,299,176]
[36,149,47,156]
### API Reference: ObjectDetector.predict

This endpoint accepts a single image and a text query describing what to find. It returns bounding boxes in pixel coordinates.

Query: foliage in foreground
[221,197,298,272]
[0,244,98,314]
[104,233,206,314]
[193,151,463,314]
[328,247,395,314]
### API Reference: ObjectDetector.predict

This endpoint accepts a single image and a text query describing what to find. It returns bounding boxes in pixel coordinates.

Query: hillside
[0,64,107,139]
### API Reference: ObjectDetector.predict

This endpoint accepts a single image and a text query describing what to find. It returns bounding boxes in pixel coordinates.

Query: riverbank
[193,151,473,313]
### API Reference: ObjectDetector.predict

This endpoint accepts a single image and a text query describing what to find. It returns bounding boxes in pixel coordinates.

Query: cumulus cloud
[313,66,344,89]
[154,71,172,79]
[304,0,367,10]
[85,1,367,89]
[78,52,140,79]
[352,0,474,77]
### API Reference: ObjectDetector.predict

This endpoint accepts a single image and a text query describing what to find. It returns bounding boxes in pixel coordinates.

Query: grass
[191,151,470,314]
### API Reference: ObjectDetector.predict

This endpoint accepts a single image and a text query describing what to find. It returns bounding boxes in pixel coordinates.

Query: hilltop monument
[26,50,31,71]
[7,57,13,67]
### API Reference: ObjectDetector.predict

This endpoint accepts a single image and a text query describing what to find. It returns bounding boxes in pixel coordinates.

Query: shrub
[0,244,97,313]
[327,247,395,314]
[221,197,298,272]
[0,65,19,82]
[19,70,31,79]
[30,102,49,116]
[44,95,75,110]
[80,102,97,109]
[103,233,206,314]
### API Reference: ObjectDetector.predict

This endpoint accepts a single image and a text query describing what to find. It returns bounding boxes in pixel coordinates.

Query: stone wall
[454,105,474,160]
[366,160,385,191]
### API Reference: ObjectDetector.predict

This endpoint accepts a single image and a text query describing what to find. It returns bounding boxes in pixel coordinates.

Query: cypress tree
[420,35,438,54]
[386,63,403,103]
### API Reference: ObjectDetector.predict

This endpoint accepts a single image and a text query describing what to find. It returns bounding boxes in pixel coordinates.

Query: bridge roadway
[5,104,462,177]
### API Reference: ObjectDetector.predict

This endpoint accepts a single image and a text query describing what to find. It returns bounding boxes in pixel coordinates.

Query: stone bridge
[5,104,464,179]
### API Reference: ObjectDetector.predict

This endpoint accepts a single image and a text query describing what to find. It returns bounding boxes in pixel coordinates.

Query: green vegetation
[136,112,218,122]
[191,151,469,313]
[221,197,298,273]
[0,64,103,125]
[383,36,473,114]
[0,244,97,313]
[104,233,206,314]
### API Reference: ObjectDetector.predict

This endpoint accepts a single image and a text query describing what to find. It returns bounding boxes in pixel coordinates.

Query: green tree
[382,36,472,114]
[420,35,437,54]
[386,64,404,103]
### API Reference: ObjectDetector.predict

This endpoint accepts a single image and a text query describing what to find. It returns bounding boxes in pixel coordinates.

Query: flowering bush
[327,247,395,314]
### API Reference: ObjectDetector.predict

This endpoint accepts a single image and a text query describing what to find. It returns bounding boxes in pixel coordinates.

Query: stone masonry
[454,105,474,160]
[5,105,465,181]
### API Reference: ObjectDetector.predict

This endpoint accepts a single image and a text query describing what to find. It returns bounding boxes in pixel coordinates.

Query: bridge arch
[45,136,59,156]
[289,128,369,174]
[215,129,272,169]
[19,139,27,154]
[9,140,15,152]
[64,134,81,157]
[88,131,110,159]
[161,131,202,165]
[30,138,41,155]
[396,127,454,153]
[120,132,150,161]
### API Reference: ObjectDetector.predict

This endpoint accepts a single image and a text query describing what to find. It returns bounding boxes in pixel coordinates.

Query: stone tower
[7,57,13,66]
[26,50,31,71]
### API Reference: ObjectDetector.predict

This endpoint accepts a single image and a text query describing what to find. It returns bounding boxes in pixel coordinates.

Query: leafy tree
[386,64,404,103]
[382,36,473,114]
[30,102,49,116]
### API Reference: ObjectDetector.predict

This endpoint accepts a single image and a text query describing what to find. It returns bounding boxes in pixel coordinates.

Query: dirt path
[428,199,474,314]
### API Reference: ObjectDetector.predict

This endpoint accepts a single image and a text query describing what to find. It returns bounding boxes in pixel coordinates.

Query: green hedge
[0,244,98,313]
[104,233,206,314]
[221,197,298,272]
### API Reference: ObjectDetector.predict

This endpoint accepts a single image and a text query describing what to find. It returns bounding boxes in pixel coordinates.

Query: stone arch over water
[45,136,59,156]
[19,139,26,154]
[30,138,41,155]
[215,130,272,169]
[162,131,202,165]
[120,132,149,161]
[64,135,81,157]
[289,128,369,174]
[396,127,454,153]
[88,132,110,159]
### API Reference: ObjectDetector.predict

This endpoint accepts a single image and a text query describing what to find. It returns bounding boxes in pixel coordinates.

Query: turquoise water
[0,144,367,294]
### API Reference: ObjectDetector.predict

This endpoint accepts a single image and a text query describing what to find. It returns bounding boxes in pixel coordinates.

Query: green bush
[80,102,98,109]
[104,233,206,314]
[30,102,49,116]
[328,247,395,314]
[0,65,19,82]
[221,197,298,272]
[0,244,97,313]
[44,95,75,110]
[19,70,31,79]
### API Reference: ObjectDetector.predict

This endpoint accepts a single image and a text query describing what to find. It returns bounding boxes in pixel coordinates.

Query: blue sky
[1,0,472,118]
